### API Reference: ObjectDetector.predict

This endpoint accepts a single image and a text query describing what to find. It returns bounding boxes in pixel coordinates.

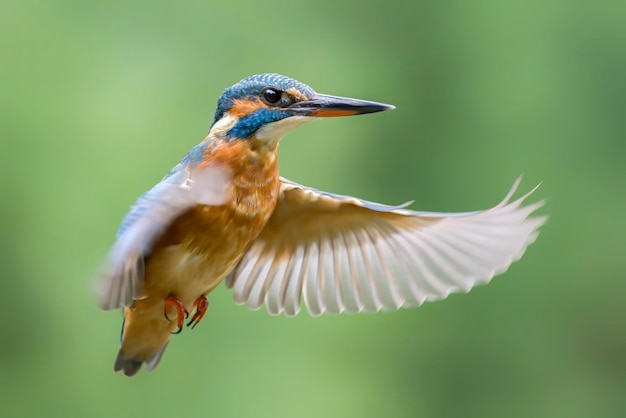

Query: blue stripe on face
[226,108,289,139]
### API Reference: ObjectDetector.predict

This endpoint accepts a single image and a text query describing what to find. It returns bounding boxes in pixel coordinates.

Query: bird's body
[116,139,280,370]
[98,73,546,376]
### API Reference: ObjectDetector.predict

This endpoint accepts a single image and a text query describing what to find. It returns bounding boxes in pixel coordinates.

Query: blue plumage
[226,108,287,139]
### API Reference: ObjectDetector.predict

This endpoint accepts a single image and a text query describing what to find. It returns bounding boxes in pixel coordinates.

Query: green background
[1,0,624,417]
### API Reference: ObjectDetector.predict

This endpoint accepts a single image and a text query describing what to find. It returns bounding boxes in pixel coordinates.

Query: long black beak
[288,93,395,117]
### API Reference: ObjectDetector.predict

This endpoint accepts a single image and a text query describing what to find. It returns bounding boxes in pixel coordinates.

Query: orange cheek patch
[309,109,359,117]
[229,98,266,118]
[285,87,309,102]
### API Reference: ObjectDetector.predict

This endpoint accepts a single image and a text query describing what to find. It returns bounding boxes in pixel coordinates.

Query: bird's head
[207,73,394,148]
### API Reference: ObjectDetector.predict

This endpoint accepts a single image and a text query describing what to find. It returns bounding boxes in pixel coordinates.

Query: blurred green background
[1,0,624,417]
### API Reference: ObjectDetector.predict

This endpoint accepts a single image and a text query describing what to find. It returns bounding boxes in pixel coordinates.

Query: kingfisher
[98,73,546,377]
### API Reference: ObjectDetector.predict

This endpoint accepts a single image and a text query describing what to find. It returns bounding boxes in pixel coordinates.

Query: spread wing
[97,151,231,310]
[226,177,546,316]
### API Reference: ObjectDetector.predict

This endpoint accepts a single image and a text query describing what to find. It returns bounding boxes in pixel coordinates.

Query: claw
[187,295,209,329]
[164,294,188,334]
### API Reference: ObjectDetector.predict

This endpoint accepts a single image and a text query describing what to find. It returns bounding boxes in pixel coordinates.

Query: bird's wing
[98,154,232,310]
[226,177,546,316]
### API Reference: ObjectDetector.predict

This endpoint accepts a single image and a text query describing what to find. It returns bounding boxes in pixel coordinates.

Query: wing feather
[245,254,274,310]
[265,255,289,314]
[325,237,344,314]
[98,162,231,310]
[302,241,323,316]
[334,233,362,313]
[396,229,448,299]
[349,229,382,312]
[281,245,306,316]
[364,227,406,309]
[231,242,265,305]
[227,177,546,316]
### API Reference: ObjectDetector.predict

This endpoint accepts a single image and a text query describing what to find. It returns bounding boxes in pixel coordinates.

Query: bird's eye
[262,88,282,104]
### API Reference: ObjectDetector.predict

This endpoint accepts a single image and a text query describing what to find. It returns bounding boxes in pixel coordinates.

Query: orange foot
[187,295,209,329]
[164,294,189,334]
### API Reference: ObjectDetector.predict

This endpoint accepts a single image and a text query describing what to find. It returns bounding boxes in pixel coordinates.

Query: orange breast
[143,139,281,303]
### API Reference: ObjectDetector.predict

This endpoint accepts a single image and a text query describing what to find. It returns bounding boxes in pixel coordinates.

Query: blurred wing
[226,177,546,316]
[98,161,231,310]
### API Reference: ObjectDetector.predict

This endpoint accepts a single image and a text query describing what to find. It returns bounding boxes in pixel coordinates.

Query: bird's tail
[113,342,169,377]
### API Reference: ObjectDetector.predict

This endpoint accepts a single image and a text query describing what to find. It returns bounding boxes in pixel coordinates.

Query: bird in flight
[98,73,546,376]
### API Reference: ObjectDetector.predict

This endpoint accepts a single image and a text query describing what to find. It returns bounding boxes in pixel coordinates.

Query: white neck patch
[255,116,317,147]
[207,112,239,137]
